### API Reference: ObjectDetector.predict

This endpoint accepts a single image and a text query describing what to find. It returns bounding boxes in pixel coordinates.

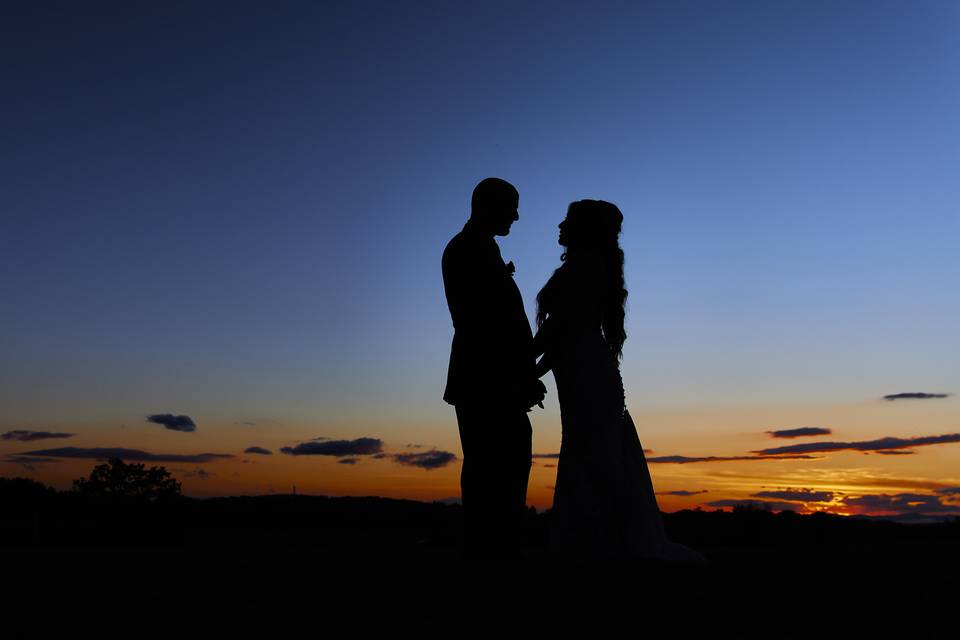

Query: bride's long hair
[536,199,627,359]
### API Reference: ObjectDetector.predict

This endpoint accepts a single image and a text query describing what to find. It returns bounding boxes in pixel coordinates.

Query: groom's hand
[524,379,547,411]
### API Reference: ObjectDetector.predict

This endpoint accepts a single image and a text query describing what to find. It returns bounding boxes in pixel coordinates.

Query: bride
[533,199,706,565]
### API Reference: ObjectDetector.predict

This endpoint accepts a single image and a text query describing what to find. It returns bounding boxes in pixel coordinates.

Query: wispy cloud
[391,449,457,470]
[751,489,835,502]
[533,453,560,459]
[338,458,359,465]
[244,446,272,455]
[705,499,805,513]
[280,438,383,457]
[648,454,820,464]
[883,392,950,401]
[147,414,197,432]
[657,489,709,496]
[2,430,75,442]
[841,492,960,515]
[22,447,233,464]
[3,455,61,464]
[766,427,831,439]
[752,433,960,456]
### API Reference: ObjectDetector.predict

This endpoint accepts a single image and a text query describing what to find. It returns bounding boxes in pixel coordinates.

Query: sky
[2,0,958,519]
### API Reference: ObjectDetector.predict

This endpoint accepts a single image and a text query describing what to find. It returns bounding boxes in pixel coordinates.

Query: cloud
[234,421,257,426]
[532,453,560,459]
[184,469,215,479]
[752,433,960,456]
[391,449,458,470]
[936,487,960,495]
[751,489,834,502]
[244,446,272,455]
[371,453,390,459]
[3,455,61,464]
[883,392,950,401]
[841,492,960,515]
[405,443,424,449]
[338,458,359,465]
[766,427,832,439]
[147,414,197,432]
[873,450,915,455]
[280,438,383,457]
[648,454,820,464]
[22,447,233,464]
[2,430,75,442]
[2,454,62,471]
[705,499,805,513]
[657,490,709,496]
[543,464,556,468]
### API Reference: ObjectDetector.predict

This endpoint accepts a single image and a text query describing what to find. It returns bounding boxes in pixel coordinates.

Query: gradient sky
[3,1,958,517]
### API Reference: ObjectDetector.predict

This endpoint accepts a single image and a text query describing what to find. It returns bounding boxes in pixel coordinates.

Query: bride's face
[558,217,569,246]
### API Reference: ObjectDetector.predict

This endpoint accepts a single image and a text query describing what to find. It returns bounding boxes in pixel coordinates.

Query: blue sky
[2,2,958,501]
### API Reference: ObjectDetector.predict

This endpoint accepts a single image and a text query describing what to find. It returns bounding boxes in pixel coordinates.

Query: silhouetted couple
[442,177,706,567]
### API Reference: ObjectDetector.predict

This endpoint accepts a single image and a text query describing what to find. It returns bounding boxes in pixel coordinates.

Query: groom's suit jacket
[442,219,536,409]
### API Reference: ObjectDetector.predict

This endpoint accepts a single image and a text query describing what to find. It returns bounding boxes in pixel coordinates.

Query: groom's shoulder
[442,227,474,264]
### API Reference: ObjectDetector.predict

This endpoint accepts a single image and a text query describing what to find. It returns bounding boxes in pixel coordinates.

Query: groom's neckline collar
[463,218,495,240]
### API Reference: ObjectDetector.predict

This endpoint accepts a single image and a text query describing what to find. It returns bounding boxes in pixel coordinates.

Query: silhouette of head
[558,199,623,251]
[470,177,519,236]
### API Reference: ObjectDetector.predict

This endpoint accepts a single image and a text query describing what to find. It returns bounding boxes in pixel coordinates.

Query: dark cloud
[766,427,832,439]
[184,469,214,479]
[2,430,75,442]
[873,450,915,455]
[244,446,272,455]
[842,493,960,515]
[22,447,233,464]
[543,464,556,468]
[657,490,709,496]
[405,443,424,449]
[532,453,560,459]
[371,453,390,459]
[147,414,197,432]
[391,449,457,470]
[648,454,820,464]
[751,489,834,502]
[883,392,950,401]
[937,487,960,495]
[705,499,804,513]
[338,458,359,465]
[752,433,960,456]
[280,438,383,457]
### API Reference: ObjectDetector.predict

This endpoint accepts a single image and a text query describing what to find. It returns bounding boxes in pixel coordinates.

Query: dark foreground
[4,491,958,634]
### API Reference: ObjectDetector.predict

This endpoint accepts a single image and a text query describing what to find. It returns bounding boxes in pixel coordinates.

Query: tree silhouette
[72,457,182,501]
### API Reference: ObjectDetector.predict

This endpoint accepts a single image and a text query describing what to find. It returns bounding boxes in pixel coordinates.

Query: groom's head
[471,177,519,236]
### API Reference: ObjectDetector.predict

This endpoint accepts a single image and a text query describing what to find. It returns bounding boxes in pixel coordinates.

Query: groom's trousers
[454,403,533,559]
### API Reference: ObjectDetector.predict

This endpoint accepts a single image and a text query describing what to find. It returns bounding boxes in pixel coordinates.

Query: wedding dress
[542,291,706,565]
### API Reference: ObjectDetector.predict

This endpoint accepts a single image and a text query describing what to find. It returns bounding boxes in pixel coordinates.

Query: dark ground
[3,490,958,634]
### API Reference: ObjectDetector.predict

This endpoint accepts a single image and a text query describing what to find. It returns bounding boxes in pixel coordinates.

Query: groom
[442,177,546,563]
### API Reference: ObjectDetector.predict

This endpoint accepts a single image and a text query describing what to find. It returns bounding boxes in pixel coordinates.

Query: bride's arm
[533,316,555,378]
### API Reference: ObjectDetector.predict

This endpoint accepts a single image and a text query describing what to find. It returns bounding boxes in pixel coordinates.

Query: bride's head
[537,200,627,359]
